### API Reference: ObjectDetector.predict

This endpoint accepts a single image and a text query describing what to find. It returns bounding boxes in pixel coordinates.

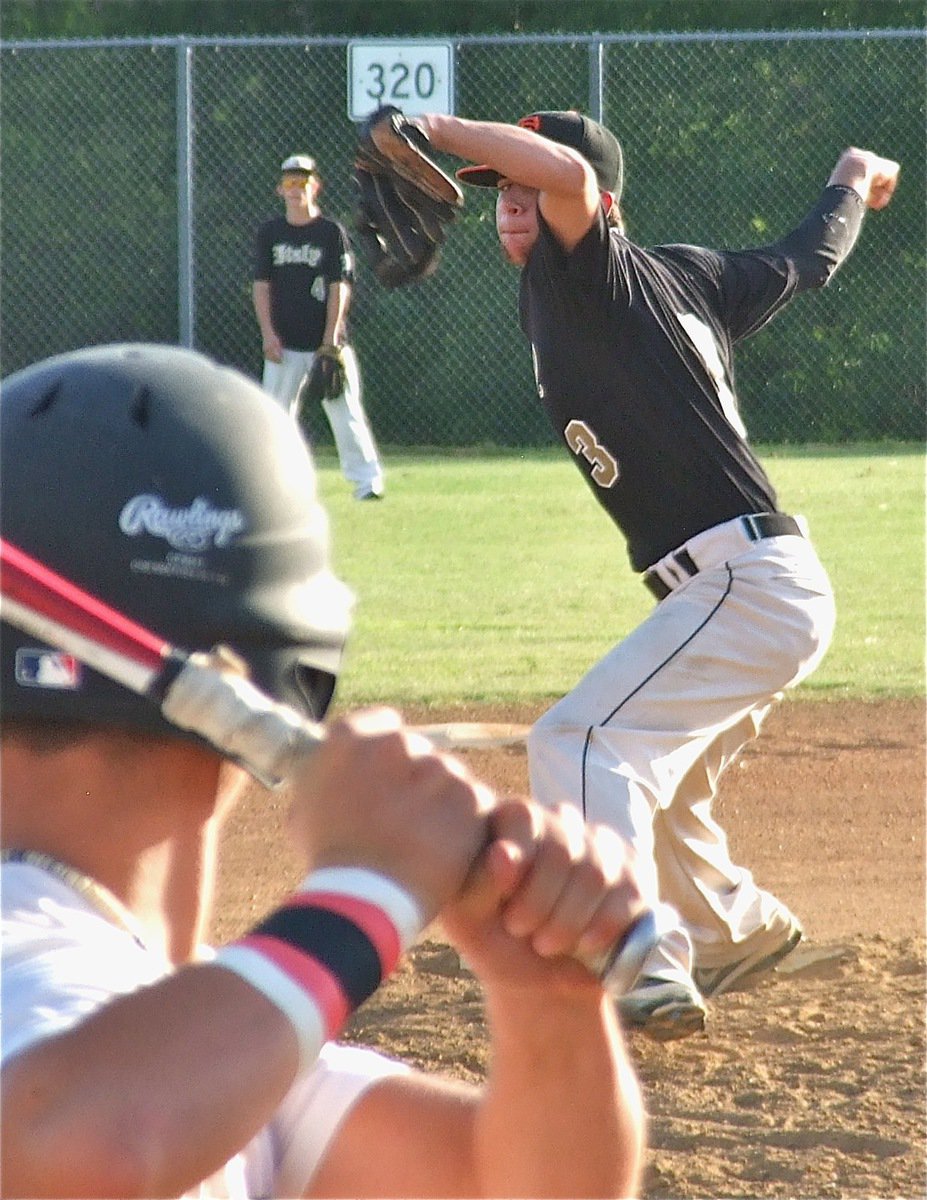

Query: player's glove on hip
[354,105,464,289]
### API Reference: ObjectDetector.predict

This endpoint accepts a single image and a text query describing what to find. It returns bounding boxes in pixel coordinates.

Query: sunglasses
[280,175,313,188]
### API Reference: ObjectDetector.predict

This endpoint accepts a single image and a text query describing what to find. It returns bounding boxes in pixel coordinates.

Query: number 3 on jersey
[564,419,620,487]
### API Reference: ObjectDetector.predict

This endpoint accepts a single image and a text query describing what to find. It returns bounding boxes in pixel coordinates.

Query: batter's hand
[829,147,901,210]
[285,707,495,925]
[442,799,645,993]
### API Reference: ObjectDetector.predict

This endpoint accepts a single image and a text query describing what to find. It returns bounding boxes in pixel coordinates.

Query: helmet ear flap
[293,662,337,722]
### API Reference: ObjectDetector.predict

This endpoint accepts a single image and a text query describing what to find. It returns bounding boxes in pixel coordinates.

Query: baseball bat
[0,536,661,994]
[0,536,322,788]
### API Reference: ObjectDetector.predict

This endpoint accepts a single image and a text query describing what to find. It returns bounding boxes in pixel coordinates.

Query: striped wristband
[214,868,423,1073]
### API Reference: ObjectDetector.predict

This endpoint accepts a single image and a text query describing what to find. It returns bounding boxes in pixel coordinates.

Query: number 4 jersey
[519,185,865,571]
[254,215,355,352]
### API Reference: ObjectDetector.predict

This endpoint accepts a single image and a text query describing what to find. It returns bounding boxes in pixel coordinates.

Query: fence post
[176,38,195,347]
[588,38,604,121]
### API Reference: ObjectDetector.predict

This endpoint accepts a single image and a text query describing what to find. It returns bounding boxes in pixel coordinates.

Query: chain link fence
[2,30,923,445]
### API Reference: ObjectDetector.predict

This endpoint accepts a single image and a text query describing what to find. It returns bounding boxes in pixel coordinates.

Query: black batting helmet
[0,343,352,738]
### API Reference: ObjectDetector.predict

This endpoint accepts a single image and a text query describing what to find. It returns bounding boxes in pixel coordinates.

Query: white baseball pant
[262,346,384,499]
[527,516,836,987]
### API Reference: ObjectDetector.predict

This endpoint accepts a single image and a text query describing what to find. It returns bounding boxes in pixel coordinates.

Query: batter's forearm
[475,989,645,1197]
[1,965,298,1196]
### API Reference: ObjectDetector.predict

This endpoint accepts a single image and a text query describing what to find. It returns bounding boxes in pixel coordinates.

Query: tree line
[4,0,923,40]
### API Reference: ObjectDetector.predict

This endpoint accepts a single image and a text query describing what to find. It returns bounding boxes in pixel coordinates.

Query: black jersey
[519,185,865,571]
[253,215,354,351]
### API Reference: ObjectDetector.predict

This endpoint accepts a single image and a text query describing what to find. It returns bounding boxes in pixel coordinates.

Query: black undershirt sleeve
[763,184,866,292]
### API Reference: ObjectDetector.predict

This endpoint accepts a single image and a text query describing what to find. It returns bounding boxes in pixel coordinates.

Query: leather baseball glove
[354,105,464,289]
[297,345,346,418]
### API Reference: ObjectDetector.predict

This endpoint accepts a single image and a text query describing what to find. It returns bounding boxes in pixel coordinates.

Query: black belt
[643,513,804,601]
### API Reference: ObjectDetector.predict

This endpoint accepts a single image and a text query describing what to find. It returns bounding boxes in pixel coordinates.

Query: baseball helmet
[0,343,353,739]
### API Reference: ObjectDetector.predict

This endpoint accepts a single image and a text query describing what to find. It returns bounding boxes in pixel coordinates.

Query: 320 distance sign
[348,41,454,120]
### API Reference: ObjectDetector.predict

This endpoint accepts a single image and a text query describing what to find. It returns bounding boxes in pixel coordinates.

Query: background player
[1,344,646,1197]
[410,108,899,1040]
[253,153,385,500]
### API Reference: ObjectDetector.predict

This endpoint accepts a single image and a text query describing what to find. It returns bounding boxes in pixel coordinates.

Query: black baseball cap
[457,111,623,198]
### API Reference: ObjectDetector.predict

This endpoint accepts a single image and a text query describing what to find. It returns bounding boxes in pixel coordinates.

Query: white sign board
[348,41,454,121]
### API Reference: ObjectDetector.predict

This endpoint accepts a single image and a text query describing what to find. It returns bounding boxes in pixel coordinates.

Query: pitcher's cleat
[693,917,803,999]
[616,977,707,1042]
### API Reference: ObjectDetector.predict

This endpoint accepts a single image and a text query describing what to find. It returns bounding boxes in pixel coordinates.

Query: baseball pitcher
[353,105,900,1040]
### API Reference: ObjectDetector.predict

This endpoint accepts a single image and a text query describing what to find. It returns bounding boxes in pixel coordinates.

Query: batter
[1,343,646,1196]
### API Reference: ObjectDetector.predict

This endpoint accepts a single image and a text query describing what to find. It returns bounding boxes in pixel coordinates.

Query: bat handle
[581,906,671,996]
[160,650,324,788]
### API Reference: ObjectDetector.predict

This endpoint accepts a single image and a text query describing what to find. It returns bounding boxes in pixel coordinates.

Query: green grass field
[314,443,924,707]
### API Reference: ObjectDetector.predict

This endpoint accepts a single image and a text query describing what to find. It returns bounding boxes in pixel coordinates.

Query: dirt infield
[214,698,925,1199]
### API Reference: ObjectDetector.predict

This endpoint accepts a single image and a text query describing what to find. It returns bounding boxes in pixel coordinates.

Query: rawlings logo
[518,115,543,132]
[119,495,246,552]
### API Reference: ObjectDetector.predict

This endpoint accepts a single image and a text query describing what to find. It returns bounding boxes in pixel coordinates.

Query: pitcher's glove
[354,105,464,289]
[298,345,346,417]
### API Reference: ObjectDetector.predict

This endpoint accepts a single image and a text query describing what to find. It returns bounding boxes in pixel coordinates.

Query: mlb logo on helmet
[15,648,82,689]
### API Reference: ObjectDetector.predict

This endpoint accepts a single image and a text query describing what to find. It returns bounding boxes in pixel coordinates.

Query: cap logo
[15,649,82,690]
[518,116,543,132]
[119,495,246,552]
